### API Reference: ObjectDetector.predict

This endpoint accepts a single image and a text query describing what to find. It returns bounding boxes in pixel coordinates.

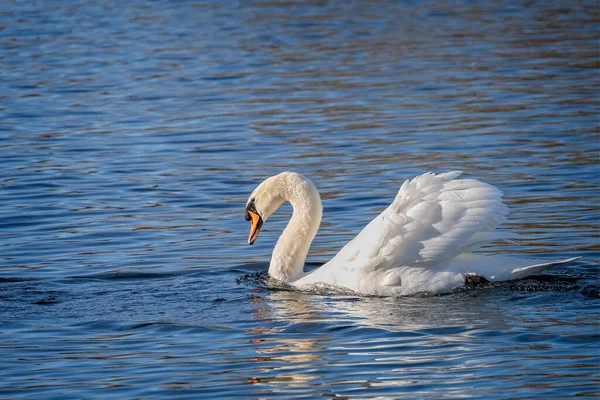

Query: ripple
[0,0,598,398]
[71,270,185,281]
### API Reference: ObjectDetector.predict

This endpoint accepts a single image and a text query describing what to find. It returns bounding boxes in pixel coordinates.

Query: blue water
[1,0,599,398]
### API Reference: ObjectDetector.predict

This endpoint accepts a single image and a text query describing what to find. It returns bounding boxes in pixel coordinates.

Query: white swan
[244,171,578,296]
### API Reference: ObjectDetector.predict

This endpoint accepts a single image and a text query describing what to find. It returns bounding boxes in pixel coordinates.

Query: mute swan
[244,171,578,296]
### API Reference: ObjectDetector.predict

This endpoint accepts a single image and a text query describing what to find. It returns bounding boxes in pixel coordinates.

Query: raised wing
[325,171,512,273]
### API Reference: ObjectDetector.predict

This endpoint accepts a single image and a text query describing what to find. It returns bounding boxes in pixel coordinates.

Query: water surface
[1,0,598,398]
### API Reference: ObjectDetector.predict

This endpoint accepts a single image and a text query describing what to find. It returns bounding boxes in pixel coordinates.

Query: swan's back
[296,171,516,294]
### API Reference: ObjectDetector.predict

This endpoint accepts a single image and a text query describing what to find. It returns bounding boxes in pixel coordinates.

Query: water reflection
[251,290,508,332]
[242,289,512,392]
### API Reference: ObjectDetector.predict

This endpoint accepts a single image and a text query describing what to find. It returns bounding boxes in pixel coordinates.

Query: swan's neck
[268,177,322,283]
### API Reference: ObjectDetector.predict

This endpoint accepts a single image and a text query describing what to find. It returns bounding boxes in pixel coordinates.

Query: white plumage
[245,171,578,296]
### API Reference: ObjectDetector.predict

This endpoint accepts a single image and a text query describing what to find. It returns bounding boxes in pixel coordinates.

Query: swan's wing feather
[326,171,512,275]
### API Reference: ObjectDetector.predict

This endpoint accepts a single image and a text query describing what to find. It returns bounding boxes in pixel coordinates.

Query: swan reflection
[243,288,509,393]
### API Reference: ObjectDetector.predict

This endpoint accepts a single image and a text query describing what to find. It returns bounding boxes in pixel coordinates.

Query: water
[1,0,598,398]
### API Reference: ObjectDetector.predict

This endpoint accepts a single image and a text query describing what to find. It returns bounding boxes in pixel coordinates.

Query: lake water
[1,0,598,398]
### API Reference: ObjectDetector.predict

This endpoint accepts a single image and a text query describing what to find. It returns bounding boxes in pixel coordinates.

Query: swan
[244,171,578,296]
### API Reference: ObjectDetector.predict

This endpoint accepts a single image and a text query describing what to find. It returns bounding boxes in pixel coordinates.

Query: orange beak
[247,210,263,245]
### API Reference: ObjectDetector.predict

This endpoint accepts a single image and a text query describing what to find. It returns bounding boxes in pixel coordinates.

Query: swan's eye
[246,198,259,222]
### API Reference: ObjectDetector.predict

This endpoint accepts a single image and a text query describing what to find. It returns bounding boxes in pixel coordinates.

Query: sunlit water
[1,1,598,398]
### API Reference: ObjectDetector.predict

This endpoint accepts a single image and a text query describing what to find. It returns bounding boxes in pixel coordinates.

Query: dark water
[1,0,599,398]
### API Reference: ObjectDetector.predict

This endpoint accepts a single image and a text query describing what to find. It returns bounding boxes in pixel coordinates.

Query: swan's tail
[448,254,581,281]
[508,256,581,279]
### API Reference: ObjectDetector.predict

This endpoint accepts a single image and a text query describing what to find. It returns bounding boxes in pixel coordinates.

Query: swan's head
[245,172,322,245]
[245,174,287,245]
